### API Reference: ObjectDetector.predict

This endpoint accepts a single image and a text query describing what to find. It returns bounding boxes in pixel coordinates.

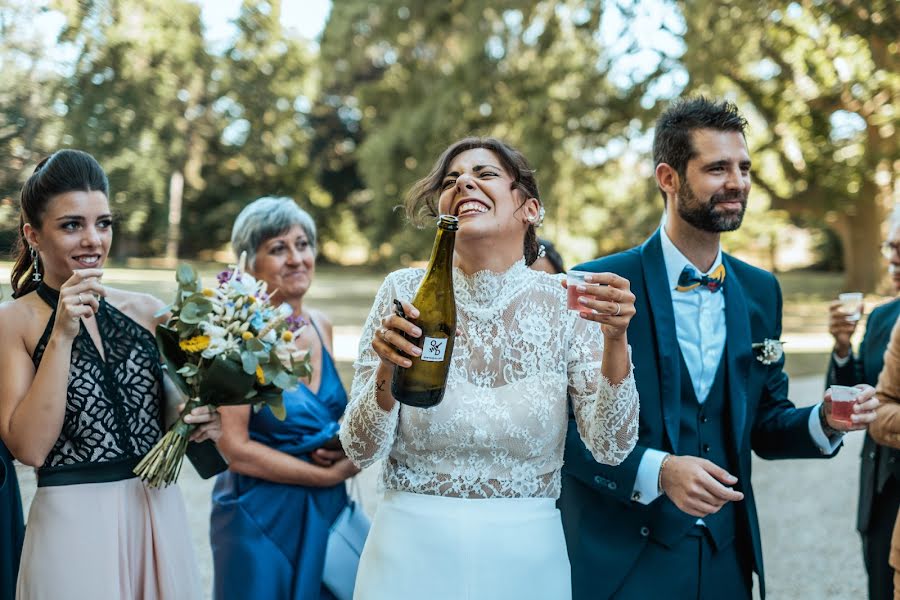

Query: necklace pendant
[32,271,42,282]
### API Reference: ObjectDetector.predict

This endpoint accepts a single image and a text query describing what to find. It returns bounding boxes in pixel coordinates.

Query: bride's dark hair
[405,137,542,265]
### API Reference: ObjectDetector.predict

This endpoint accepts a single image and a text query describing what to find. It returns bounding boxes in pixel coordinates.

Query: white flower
[752,339,784,365]
[200,323,239,358]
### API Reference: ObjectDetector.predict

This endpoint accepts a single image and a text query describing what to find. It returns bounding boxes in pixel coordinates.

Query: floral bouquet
[134,253,311,487]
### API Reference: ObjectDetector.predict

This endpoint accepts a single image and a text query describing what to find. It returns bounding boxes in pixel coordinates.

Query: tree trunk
[166,170,184,264]
[834,187,884,292]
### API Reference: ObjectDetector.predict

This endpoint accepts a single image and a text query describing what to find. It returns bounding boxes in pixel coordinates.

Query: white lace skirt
[354,490,572,600]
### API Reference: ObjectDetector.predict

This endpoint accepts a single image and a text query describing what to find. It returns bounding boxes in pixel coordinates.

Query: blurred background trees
[1,0,897,290]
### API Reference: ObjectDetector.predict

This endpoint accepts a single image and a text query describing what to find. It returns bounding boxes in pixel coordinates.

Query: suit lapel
[641,231,682,452]
[723,255,752,449]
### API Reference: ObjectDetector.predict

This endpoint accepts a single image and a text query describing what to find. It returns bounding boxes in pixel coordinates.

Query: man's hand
[828,300,861,359]
[659,455,745,518]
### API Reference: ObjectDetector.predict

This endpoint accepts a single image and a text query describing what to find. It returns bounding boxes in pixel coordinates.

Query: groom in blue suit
[559,97,880,599]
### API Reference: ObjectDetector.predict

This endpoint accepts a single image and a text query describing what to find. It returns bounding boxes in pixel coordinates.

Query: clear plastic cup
[829,384,860,425]
[567,270,591,311]
[838,292,863,322]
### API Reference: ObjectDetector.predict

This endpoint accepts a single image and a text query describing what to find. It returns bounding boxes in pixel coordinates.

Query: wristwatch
[818,403,843,439]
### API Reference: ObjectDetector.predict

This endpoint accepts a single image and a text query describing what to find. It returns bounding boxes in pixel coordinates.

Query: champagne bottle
[391,215,458,408]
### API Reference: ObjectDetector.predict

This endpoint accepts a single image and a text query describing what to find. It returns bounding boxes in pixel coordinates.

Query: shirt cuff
[808,402,843,455]
[831,351,852,367]
[632,448,668,505]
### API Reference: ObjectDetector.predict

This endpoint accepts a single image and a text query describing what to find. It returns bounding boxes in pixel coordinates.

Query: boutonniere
[752,339,784,365]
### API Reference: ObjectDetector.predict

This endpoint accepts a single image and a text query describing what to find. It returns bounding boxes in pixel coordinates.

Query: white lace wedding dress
[340,259,639,600]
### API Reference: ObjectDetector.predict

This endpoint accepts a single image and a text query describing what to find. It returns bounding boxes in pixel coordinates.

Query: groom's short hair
[652,97,748,203]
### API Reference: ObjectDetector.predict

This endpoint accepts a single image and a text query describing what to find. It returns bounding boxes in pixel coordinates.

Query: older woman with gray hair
[210,197,359,600]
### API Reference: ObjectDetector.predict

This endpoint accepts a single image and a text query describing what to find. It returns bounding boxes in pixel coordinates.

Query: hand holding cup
[824,384,879,431]
[563,271,635,340]
[55,269,106,337]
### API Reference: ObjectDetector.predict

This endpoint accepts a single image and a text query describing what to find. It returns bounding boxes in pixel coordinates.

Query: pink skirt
[16,478,201,600]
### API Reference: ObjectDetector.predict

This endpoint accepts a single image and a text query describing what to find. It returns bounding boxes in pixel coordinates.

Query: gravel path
[15,375,870,599]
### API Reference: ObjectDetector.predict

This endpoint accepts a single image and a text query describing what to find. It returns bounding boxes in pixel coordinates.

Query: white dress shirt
[632,227,841,505]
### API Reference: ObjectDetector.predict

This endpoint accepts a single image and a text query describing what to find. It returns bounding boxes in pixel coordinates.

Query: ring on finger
[613,302,621,317]
[77,293,85,304]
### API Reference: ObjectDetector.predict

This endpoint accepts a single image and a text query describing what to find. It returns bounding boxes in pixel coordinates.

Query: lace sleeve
[567,316,639,465]
[339,273,401,468]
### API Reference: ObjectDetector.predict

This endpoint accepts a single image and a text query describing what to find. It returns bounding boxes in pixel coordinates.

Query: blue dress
[0,441,24,600]
[210,322,349,600]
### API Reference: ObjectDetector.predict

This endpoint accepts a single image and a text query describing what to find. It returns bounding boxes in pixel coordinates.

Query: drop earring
[30,247,41,282]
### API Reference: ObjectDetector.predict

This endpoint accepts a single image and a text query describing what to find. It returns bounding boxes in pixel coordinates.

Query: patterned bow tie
[676,264,725,293]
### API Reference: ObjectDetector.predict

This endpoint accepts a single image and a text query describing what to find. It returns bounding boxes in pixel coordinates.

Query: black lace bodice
[32,284,164,473]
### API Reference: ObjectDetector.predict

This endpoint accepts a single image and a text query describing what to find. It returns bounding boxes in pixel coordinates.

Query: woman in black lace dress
[0,150,221,599]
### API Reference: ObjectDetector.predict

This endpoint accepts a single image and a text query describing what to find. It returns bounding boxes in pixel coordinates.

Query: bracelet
[818,403,842,438]
[657,453,672,495]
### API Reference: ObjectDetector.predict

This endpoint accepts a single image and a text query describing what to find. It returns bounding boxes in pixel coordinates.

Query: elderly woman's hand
[564,272,636,341]
[317,457,361,487]
[180,404,223,443]
[311,447,345,467]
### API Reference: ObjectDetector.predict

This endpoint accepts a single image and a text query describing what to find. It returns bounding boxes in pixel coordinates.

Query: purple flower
[285,314,307,333]
[216,269,234,285]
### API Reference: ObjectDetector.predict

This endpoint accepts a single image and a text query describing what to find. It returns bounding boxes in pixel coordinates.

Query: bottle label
[421,337,448,362]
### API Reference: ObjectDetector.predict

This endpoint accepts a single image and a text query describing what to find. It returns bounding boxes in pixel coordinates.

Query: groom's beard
[677,180,747,233]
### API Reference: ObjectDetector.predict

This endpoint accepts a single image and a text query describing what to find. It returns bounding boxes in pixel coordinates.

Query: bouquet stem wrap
[134,397,204,488]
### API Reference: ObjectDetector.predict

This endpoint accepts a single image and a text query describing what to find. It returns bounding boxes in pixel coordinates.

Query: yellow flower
[179,335,210,352]
[242,331,254,340]
[282,330,294,342]
[256,365,265,384]
[202,288,214,297]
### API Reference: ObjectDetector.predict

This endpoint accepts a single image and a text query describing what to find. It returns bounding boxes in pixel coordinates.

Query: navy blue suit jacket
[559,230,838,599]
[826,297,900,533]
[0,441,24,600]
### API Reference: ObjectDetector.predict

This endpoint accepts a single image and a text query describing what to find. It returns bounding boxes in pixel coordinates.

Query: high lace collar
[453,258,531,308]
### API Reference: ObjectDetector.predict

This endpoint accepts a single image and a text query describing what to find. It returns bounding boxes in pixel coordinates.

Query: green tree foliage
[3,0,318,261]
[678,0,899,290]
[53,0,215,258]
[0,1,64,248]
[315,0,660,264]
[190,1,320,256]
[2,0,894,285]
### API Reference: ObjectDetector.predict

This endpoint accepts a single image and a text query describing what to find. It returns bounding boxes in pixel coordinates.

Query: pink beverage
[829,385,858,426]
[830,399,855,425]
[566,270,590,311]
[567,284,585,310]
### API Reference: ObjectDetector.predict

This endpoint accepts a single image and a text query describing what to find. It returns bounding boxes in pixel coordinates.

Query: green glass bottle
[391,215,458,408]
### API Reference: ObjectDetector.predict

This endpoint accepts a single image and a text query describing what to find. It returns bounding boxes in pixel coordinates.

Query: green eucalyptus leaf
[291,353,313,379]
[241,351,259,375]
[272,371,299,391]
[180,301,212,324]
[176,263,198,287]
[245,338,265,353]
[266,397,286,421]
